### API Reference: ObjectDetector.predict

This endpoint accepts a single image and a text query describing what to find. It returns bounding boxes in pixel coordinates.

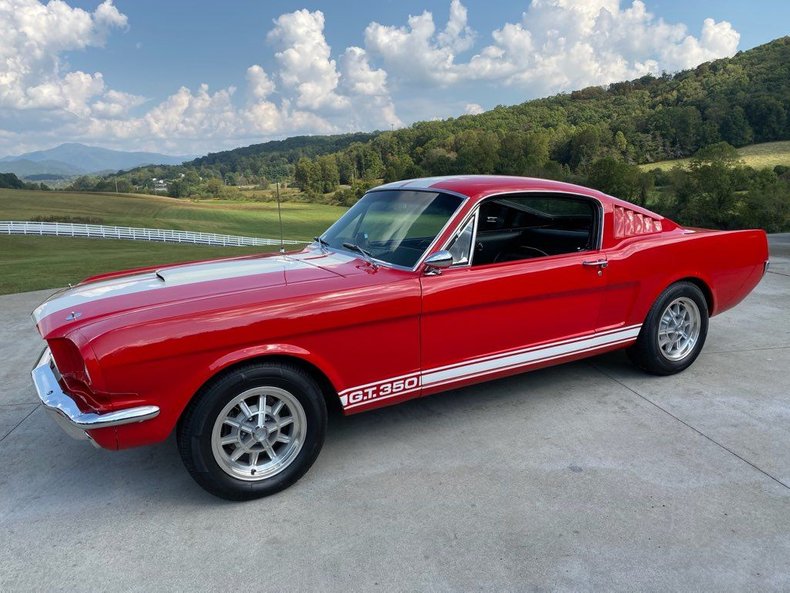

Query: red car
[31,176,768,499]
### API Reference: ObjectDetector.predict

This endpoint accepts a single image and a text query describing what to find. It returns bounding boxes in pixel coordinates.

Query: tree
[317,155,339,193]
[0,172,25,189]
[692,141,739,163]
[68,176,99,191]
[454,130,500,174]
[168,178,191,198]
[336,153,356,184]
[648,106,703,156]
[672,157,739,228]
[206,178,223,197]
[496,133,529,175]
[719,107,754,146]
[523,131,550,170]
[741,170,790,232]
[568,125,604,170]
[384,154,424,182]
[587,157,646,204]
[420,147,456,176]
[614,130,628,154]
[294,158,320,193]
[745,96,786,143]
[357,146,384,180]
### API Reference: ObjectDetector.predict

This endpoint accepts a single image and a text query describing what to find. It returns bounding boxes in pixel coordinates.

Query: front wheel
[177,362,327,501]
[627,281,709,375]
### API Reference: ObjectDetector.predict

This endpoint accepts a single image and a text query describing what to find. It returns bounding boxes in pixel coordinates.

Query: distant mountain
[0,143,193,178]
[0,158,86,178]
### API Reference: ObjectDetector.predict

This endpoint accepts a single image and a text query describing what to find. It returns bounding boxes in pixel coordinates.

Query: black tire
[177,362,327,501]
[627,281,709,376]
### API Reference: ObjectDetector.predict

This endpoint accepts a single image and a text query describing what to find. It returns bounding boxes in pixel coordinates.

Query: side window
[447,215,475,265]
[472,193,597,266]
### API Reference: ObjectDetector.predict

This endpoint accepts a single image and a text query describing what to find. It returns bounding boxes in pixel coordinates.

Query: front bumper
[31,348,160,442]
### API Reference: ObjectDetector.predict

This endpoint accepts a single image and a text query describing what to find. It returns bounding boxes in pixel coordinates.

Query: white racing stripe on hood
[32,255,302,324]
[154,256,290,285]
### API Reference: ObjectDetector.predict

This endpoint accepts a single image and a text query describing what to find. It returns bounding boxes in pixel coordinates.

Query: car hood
[33,248,366,339]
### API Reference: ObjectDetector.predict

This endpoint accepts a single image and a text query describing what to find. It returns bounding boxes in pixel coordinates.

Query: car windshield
[321,190,463,268]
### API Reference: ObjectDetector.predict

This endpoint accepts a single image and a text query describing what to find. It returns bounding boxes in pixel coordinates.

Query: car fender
[205,342,344,396]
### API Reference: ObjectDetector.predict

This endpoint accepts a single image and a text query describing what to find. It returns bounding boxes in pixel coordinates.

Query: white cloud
[0,0,741,155]
[437,0,476,52]
[70,8,400,152]
[267,9,348,111]
[80,84,236,146]
[0,3,402,154]
[338,46,401,130]
[91,89,146,119]
[364,1,477,86]
[143,84,239,139]
[464,103,484,115]
[464,0,740,93]
[0,0,127,115]
[340,47,388,96]
[658,17,741,71]
[366,0,739,96]
[246,65,276,100]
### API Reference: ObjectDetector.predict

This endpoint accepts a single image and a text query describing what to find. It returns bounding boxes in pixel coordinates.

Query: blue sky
[1,0,788,157]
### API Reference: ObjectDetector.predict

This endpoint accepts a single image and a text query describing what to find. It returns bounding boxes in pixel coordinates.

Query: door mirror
[424,250,454,275]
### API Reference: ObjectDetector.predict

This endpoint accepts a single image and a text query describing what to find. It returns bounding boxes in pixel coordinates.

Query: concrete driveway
[1,237,789,592]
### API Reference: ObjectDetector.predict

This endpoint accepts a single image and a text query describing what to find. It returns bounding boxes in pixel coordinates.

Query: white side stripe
[341,325,641,409]
[424,324,641,375]
[421,326,641,387]
[422,337,637,391]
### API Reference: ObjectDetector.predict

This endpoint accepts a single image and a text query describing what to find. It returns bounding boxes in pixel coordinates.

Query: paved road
[1,238,788,592]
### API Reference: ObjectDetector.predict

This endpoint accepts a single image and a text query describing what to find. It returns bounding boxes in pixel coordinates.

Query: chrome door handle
[582,259,608,268]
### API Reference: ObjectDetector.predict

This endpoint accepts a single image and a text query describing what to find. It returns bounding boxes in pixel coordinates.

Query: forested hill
[105,36,790,189]
[187,131,378,179]
[326,33,790,180]
[90,36,788,209]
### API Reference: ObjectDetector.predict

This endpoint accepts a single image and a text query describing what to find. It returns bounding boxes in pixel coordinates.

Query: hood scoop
[155,257,292,286]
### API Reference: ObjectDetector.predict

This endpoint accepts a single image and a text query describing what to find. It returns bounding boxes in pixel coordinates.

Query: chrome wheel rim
[657,297,701,362]
[211,386,306,481]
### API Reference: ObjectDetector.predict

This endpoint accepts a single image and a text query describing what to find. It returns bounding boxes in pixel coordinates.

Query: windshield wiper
[342,242,379,269]
[313,236,330,252]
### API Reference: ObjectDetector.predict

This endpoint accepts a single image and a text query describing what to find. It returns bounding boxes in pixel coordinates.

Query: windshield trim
[318,187,470,272]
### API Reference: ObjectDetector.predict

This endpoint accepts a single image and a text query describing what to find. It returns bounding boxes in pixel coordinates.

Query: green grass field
[0,189,346,295]
[0,189,345,240]
[640,141,790,171]
[0,236,270,295]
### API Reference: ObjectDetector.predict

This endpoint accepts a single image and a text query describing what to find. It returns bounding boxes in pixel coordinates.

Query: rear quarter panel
[600,228,768,330]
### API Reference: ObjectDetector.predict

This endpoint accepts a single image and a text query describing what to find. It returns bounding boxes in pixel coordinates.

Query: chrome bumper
[31,348,160,441]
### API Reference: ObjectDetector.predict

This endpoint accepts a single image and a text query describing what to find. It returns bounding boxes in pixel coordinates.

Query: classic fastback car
[31,176,768,500]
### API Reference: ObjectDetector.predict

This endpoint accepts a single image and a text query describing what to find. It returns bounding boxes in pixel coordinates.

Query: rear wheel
[627,282,709,375]
[177,362,327,501]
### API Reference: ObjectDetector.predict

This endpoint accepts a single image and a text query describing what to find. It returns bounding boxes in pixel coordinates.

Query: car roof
[372,175,660,216]
[374,175,603,202]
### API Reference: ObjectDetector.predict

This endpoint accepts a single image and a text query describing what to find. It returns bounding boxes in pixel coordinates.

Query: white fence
[0,221,306,248]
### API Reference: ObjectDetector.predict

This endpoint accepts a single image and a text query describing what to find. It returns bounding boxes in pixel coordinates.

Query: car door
[418,192,611,394]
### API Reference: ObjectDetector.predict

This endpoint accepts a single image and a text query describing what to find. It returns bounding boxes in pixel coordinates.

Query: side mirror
[423,250,454,275]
